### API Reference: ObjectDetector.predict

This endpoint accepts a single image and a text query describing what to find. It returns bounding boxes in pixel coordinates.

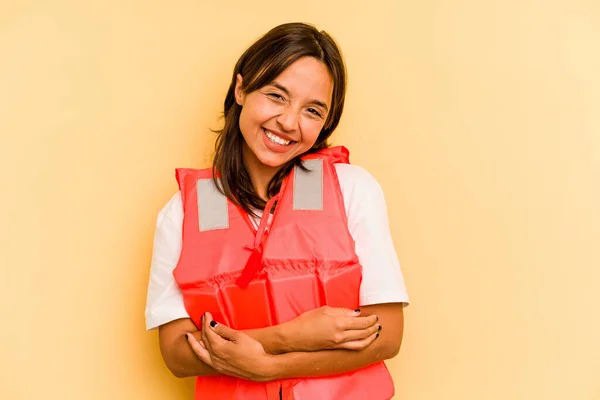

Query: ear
[234,74,245,106]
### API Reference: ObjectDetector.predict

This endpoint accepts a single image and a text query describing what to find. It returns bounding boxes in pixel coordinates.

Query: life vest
[173,146,394,400]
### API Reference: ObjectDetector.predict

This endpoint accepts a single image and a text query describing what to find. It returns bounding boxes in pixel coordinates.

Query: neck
[242,145,281,201]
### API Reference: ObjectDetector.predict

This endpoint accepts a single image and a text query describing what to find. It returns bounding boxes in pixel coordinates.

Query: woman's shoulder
[333,164,388,223]
[333,163,384,198]
[158,164,385,220]
[158,191,184,222]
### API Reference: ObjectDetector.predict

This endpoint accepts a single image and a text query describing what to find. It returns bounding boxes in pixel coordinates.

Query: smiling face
[235,56,334,176]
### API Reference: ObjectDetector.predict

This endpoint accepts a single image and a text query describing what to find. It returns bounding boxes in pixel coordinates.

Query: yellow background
[1,1,599,399]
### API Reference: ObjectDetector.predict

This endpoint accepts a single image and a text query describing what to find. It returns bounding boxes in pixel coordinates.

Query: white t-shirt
[145,164,409,330]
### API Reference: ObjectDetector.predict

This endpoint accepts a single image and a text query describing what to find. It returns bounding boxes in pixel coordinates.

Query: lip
[262,127,295,143]
[261,128,295,153]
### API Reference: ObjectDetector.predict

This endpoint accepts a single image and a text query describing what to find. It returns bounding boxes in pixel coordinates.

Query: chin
[257,155,288,169]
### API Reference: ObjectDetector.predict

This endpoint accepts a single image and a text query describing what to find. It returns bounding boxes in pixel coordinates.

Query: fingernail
[185,333,189,340]
[378,325,382,331]
[376,315,379,322]
[376,332,380,339]
[354,309,361,313]
[210,320,217,328]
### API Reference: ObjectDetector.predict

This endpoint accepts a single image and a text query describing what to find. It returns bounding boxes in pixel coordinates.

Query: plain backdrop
[1,1,599,399]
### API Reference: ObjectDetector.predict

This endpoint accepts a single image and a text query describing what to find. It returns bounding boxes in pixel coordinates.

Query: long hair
[213,22,347,216]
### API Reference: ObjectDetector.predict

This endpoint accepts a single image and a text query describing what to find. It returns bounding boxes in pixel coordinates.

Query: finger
[203,312,229,348]
[211,321,241,343]
[339,323,381,342]
[324,306,362,317]
[201,313,213,352]
[338,330,380,351]
[338,314,379,330]
[186,333,213,365]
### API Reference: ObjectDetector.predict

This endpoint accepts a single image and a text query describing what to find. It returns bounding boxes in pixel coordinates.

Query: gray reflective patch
[293,159,323,210]
[197,179,229,231]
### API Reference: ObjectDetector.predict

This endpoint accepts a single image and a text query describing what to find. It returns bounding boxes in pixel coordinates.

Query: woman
[145,22,409,399]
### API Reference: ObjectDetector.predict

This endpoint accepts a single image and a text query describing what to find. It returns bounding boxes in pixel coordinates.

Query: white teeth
[264,129,291,146]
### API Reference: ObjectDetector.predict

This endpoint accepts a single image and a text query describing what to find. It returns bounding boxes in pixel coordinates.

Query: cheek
[300,119,325,145]
[244,100,279,126]
[239,107,265,139]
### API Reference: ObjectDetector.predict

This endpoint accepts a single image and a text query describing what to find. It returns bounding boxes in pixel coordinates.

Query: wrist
[258,353,284,382]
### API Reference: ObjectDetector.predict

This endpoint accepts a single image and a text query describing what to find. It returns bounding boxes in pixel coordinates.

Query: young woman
[145,22,409,399]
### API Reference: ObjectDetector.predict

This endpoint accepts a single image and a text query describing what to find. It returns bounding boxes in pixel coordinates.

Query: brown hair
[213,22,347,216]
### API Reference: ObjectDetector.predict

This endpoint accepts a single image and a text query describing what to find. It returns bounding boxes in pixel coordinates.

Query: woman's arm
[186,303,403,381]
[266,303,403,379]
[159,317,291,378]
[159,306,380,378]
[159,318,218,378]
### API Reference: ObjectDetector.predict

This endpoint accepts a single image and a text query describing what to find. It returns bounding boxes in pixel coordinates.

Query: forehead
[271,57,333,104]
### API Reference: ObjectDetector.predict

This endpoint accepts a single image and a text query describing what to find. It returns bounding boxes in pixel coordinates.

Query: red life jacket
[174,146,394,400]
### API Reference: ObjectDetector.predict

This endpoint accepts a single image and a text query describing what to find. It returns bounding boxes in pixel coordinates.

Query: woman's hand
[278,306,381,352]
[186,306,381,380]
[186,312,275,382]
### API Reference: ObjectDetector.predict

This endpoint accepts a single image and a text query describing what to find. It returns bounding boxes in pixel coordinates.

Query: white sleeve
[335,164,410,307]
[144,192,190,330]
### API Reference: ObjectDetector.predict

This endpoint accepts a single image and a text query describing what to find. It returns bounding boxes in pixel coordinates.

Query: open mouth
[263,128,294,146]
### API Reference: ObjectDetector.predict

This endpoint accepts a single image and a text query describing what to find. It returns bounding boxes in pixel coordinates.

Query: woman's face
[235,56,334,171]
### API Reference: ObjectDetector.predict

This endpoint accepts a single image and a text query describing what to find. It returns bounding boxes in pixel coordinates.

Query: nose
[276,105,299,132]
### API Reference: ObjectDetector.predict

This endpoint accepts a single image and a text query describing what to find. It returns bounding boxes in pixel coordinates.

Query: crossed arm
[158,302,404,381]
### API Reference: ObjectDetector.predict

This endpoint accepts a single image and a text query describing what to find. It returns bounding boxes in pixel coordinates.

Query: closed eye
[267,93,285,101]
[307,108,324,118]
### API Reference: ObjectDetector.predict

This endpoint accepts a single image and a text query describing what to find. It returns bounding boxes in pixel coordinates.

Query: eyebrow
[269,81,330,112]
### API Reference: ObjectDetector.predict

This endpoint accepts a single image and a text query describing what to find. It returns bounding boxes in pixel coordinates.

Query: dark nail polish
[210,320,217,328]
[376,315,379,322]
[185,333,189,340]
[354,309,361,313]
[378,325,382,331]
[376,332,380,339]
